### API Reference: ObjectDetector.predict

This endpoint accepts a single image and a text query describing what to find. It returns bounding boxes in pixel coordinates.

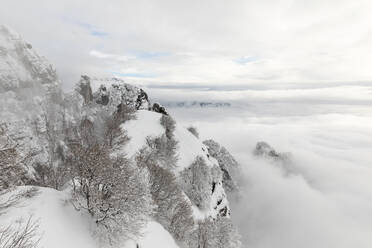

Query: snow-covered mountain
[0,25,63,180]
[0,26,241,248]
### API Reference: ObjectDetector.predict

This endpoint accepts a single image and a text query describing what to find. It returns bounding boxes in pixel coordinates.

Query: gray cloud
[2,0,372,89]
[167,85,372,247]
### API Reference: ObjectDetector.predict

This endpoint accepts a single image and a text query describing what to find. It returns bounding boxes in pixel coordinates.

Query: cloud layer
[2,0,372,89]
[167,84,372,248]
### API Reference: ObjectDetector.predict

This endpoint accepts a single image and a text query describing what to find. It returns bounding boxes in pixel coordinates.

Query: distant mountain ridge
[162,101,231,108]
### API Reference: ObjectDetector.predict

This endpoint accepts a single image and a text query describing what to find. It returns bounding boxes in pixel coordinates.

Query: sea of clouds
[148,82,372,248]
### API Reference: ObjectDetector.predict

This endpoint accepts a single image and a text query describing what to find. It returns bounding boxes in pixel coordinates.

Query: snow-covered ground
[0,187,98,248]
[0,186,180,248]
[125,222,180,248]
[124,110,219,173]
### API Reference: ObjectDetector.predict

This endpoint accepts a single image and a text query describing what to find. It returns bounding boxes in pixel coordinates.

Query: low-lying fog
[148,83,372,248]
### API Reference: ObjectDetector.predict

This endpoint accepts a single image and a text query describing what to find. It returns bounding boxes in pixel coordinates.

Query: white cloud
[2,0,372,89]
[166,85,372,248]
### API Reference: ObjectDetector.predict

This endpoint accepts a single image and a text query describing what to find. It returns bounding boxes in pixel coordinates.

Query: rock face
[0,25,63,178]
[77,75,93,104]
[253,141,290,161]
[152,102,168,115]
[203,139,240,193]
[0,25,59,92]
[84,77,151,110]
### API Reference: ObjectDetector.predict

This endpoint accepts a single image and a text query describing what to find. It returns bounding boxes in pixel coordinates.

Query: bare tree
[0,124,29,190]
[67,119,152,244]
[0,216,41,248]
[144,115,179,169]
[0,187,40,215]
[102,104,134,148]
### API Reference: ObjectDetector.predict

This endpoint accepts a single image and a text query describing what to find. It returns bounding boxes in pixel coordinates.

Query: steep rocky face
[253,141,290,161]
[77,76,151,110]
[77,75,93,104]
[72,75,172,120]
[0,25,59,92]
[0,25,63,179]
[203,139,240,193]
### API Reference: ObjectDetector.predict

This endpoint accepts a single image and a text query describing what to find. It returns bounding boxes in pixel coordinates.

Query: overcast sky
[2,0,372,89]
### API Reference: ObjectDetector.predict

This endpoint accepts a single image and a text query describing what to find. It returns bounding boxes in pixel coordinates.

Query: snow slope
[124,110,220,173]
[0,187,98,248]
[125,222,180,248]
[0,186,180,248]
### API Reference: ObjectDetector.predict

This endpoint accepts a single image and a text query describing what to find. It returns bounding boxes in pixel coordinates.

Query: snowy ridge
[123,110,230,220]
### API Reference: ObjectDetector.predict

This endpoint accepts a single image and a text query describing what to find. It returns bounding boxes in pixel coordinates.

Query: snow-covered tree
[136,147,194,243]
[179,156,215,210]
[0,124,29,190]
[142,115,179,169]
[160,114,176,139]
[102,103,135,148]
[66,118,152,244]
[189,217,241,248]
